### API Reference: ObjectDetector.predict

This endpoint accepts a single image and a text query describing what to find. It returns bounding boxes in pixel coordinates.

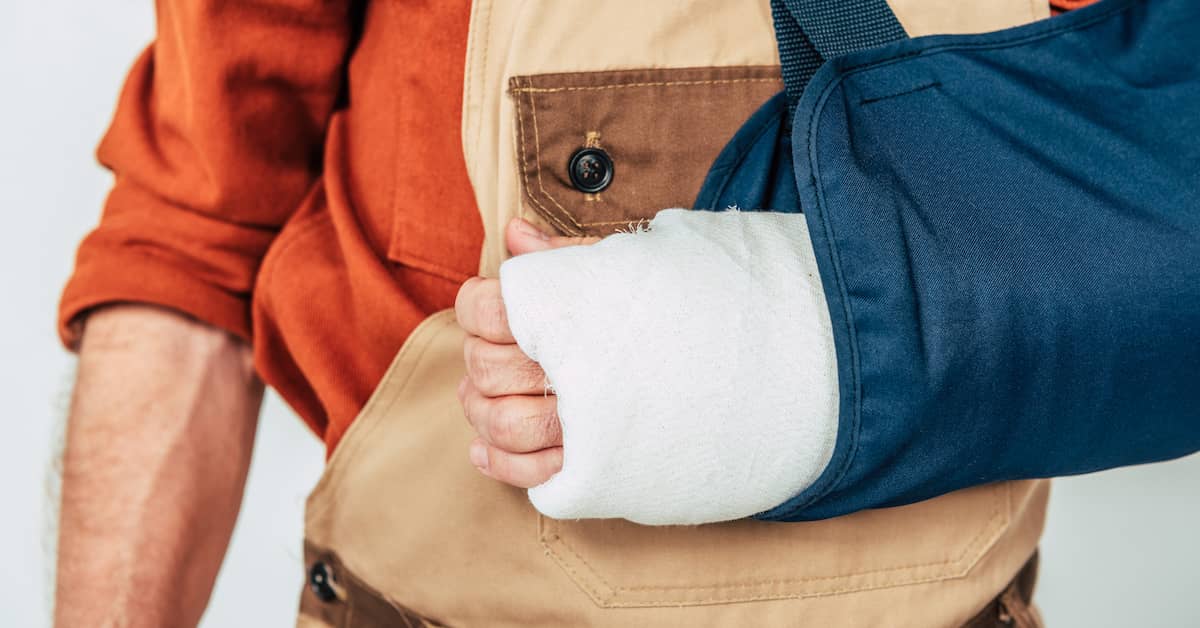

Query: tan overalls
[298,1,1052,626]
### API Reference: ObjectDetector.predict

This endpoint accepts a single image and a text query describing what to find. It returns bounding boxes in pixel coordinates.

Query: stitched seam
[572,218,655,226]
[516,75,784,232]
[385,8,403,258]
[465,0,492,166]
[540,487,1005,605]
[513,79,580,235]
[392,246,473,282]
[510,77,782,93]
[611,488,1005,592]
[859,81,940,105]
[538,520,615,604]
[769,78,864,519]
[582,131,604,203]
[461,0,475,161]
[513,78,578,233]
[391,253,471,283]
[586,572,1000,608]
[562,501,1012,607]
[527,84,580,228]
[543,524,621,593]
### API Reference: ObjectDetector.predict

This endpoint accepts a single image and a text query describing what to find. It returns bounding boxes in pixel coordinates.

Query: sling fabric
[700,0,1200,520]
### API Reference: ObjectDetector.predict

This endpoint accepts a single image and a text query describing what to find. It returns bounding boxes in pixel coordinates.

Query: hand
[489,209,839,523]
[455,218,597,488]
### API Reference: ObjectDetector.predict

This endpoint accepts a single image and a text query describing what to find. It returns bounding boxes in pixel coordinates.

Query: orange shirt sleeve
[58,0,356,349]
[1050,0,1101,14]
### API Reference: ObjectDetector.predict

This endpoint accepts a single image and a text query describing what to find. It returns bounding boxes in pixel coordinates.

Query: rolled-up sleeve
[59,0,354,349]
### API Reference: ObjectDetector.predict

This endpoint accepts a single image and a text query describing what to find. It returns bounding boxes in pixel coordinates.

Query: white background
[1,2,1197,627]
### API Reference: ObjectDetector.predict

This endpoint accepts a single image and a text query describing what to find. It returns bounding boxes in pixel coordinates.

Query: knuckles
[453,276,483,319]
[454,277,511,341]
[478,294,510,339]
[488,405,520,447]
[462,387,560,451]
[462,337,544,396]
[463,336,496,389]
[457,271,562,473]
[492,402,558,451]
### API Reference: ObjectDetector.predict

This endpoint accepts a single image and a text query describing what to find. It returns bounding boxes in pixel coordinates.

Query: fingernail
[513,218,550,241]
[469,441,489,469]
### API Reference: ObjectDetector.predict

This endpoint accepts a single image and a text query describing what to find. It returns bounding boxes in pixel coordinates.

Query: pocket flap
[510,66,783,236]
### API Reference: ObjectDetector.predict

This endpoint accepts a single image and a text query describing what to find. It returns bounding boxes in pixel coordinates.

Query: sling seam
[859,81,940,105]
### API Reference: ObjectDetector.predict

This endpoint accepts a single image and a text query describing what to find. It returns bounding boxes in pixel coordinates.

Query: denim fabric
[699,0,1200,521]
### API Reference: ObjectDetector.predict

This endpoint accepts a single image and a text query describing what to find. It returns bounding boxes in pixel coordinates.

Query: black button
[568,147,614,193]
[309,561,338,603]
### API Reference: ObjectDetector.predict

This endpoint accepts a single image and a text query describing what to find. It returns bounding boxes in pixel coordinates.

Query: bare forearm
[55,305,263,628]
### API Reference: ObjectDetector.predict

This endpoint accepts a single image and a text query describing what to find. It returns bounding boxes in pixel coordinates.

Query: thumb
[506,218,600,256]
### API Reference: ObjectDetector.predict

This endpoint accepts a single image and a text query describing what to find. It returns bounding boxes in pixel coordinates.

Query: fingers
[505,218,601,256]
[456,217,592,491]
[455,277,515,343]
[460,380,561,452]
[457,220,601,342]
[469,438,563,488]
[462,335,547,396]
[459,373,564,488]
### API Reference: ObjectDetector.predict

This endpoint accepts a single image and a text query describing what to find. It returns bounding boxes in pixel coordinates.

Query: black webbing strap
[771,0,908,114]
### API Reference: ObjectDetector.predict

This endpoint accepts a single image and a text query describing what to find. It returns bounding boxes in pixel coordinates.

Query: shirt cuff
[59,243,253,351]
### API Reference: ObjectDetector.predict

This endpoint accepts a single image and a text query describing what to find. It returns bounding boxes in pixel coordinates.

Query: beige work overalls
[298,1,1052,626]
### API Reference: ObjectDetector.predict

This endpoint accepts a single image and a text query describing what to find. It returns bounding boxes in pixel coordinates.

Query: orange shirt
[60,1,1094,455]
[59,0,482,453]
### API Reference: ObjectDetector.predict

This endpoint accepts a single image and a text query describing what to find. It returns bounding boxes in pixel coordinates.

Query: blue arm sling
[697,0,1200,521]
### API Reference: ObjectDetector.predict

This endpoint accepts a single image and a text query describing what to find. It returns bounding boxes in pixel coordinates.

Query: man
[56,0,1200,626]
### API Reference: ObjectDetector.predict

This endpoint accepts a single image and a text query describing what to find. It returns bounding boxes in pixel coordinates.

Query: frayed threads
[614,219,652,235]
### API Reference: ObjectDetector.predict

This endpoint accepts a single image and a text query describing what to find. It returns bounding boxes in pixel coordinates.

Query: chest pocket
[510,66,784,236]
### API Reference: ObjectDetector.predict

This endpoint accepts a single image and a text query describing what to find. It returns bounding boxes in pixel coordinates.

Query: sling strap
[695,0,909,211]
[770,0,908,113]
